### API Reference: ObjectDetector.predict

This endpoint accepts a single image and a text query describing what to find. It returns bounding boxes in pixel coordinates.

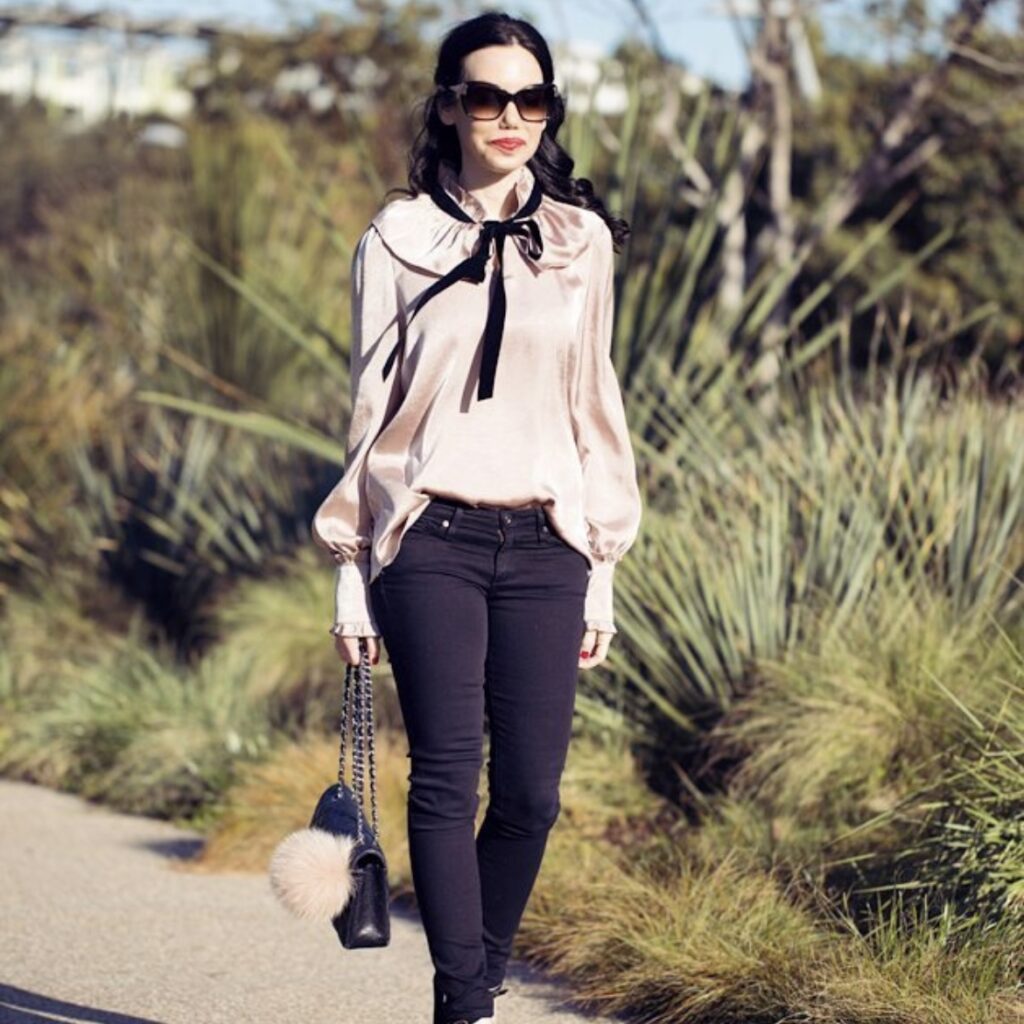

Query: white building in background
[0,25,200,126]
[0,20,698,129]
[553,37,707,116]
[553,39,628,116]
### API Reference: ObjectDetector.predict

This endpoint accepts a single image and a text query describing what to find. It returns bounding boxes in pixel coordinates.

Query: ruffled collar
[436,157,533,223]
[370,158,591,277]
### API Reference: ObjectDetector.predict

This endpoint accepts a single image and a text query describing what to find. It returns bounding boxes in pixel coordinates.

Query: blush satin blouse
[311,157,643,636]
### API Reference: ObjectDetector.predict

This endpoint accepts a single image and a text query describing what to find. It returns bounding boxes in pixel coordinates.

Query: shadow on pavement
[0,983,164,1023]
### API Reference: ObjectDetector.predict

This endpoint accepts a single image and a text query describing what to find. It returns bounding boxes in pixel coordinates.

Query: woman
[312,11,642,1024]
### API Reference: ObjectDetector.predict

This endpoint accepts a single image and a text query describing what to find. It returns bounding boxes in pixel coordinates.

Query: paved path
[0,779,622,1024]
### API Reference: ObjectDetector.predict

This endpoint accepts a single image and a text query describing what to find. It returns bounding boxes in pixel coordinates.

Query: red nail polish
[580,652,589,658]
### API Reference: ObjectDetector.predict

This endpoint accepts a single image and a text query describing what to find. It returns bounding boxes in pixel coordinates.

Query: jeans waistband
[421,495,552,540]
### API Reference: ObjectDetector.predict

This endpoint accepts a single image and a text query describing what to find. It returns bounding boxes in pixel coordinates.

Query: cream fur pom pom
[268,827,357,922]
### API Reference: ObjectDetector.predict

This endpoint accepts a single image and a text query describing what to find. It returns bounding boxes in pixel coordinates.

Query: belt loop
[445,506,462,538]
[533,506,545,541]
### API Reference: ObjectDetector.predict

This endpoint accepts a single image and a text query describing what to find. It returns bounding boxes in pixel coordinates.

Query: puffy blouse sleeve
[311,224,404,638]
[568,219,643,635]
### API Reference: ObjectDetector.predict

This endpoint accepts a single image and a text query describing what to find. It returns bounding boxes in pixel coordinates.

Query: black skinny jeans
[369,496,589,1023]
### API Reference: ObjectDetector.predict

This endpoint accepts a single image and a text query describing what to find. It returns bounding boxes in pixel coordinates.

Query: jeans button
[441,519,449,527]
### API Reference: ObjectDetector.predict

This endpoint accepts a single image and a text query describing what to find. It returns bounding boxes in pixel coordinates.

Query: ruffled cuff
[583,559,618,635]
[330,559,381,638]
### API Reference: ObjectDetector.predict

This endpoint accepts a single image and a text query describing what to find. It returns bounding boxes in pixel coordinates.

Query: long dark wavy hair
[388,11,629,250]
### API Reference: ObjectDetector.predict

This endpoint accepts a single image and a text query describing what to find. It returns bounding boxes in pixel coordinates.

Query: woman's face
[438,43,549,181]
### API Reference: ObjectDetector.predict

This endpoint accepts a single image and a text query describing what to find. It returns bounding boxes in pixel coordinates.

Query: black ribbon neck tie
[380,172,545,401]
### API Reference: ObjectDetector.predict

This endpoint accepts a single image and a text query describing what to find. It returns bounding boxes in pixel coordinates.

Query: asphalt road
[0,779,622,1024]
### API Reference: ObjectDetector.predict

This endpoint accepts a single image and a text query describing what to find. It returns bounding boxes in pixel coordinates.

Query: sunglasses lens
[518,87,551,121]
[464,84,505,120]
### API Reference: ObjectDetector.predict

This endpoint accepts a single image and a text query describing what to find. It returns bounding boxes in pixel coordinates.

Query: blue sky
[26,0,1020,91]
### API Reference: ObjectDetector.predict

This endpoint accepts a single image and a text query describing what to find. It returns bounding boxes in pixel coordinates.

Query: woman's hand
[579,628,613,669]
[334,633,381,666]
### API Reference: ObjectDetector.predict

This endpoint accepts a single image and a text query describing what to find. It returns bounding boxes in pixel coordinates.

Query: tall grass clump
[712,586,1008,829]
[595,365,1024,799]
[206,544,405,736]
[0,627,273,820]
[520,818,1021,1024]
[825,617,1024,938]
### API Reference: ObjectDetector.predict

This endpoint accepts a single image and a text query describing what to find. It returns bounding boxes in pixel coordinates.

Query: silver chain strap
[336,643,380,846]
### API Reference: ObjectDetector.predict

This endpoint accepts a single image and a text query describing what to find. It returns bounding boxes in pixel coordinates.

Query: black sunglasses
[441,80,558,122]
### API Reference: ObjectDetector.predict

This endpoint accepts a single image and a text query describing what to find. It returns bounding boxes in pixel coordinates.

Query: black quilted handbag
[269,643,390,949]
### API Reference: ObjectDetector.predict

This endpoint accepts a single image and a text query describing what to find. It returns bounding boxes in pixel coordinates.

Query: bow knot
[462,217,544,283]
[381,170,546,401]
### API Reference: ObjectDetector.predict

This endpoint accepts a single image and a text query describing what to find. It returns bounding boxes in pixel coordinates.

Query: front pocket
[379,528,428,577]
[540,523,567,546]
[411,504,460,537]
